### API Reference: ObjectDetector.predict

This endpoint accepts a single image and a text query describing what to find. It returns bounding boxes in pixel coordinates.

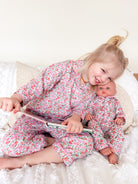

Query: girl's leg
[0,146,63,169]
[0,132,93,169]
[1,116,50,156]
[52,132,93,166]
[1,121,93,169]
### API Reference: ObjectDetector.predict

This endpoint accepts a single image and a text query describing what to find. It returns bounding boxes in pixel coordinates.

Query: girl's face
[86,62,120,86]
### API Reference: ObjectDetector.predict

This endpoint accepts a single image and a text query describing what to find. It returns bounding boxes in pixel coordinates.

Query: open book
[19,111,92,134]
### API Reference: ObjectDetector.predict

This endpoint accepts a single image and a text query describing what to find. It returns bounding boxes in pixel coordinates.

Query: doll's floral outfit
[84,94,126,156]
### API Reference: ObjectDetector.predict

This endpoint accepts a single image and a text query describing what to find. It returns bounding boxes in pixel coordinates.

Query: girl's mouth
[95,77,101,84]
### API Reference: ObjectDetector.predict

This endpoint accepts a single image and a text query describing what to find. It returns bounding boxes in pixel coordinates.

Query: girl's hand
[114,117,124,125]
[61,114,83,133]
[85,113,93,121]
[0,97,21,112]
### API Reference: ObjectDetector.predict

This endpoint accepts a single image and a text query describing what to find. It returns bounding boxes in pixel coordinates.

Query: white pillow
[3,62,41,130]
[115,69,138,112]
[16,61,41,89]
[0,62,16,128]
[115,84,136,133]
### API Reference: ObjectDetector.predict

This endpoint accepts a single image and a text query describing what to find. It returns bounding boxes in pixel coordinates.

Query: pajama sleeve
[16,61,71,105]
[73,99,95,120]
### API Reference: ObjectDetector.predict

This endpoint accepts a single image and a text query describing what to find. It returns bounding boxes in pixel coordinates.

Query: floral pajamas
[84,95,126,156]
[2,60,93,166]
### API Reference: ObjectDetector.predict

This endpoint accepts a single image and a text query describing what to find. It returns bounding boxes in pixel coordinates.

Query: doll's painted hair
[79,32,128,79]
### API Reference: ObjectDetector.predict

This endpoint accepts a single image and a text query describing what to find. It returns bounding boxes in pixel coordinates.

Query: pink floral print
[84,94,126,156]
[2,60,94,166]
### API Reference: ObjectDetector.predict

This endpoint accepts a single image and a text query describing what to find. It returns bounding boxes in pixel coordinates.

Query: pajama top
[16,60,93,122]
[1,60,94,166]
[87,94,126,128]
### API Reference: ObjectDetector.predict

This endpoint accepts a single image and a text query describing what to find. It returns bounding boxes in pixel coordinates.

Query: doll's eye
[99,87,103,90]
[106,87,110,90]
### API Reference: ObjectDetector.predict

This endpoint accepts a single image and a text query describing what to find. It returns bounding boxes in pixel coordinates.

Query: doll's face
[96,81,117,97]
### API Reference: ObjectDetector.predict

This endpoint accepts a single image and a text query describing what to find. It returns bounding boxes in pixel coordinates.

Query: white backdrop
[0,0,137,72]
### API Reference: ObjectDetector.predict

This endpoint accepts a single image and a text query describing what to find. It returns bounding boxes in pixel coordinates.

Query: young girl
[0,34,128,169]
[84,81,125,164]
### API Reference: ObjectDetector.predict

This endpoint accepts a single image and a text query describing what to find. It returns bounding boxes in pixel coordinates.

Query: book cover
[19,111,92,134]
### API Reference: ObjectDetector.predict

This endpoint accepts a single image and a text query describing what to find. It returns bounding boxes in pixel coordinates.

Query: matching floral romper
[2,60,93,166]
[83,94,126,156]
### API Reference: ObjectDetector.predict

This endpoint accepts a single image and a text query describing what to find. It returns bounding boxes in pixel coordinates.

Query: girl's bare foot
[0,145,63,170]
[100,147,113,156]
[108,153,118,164]
[0,157,26,170]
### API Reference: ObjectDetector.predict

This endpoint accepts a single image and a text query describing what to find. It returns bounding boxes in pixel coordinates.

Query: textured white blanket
[0,122,138,184]
[0,62,138,184]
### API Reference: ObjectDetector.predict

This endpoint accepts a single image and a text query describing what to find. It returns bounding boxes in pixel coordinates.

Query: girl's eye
[101,69,105,73]
[108,77,111,81]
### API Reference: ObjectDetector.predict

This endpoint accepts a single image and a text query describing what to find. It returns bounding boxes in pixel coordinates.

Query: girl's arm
[16,61,70,106]
[0,61,70,111]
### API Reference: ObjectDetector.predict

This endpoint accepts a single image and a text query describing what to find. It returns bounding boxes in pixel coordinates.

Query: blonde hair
[79,32,128,78]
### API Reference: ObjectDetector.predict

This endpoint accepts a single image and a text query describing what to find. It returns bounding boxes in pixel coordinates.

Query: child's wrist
[71,114,81,121]
[11,93,23,103]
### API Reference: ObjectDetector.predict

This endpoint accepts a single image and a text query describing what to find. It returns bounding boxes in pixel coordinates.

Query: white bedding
[0,62,138,184]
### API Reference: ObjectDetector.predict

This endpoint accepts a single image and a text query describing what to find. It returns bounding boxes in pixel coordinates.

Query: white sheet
[0,62,16,128]
[0,119,138,184]
[0,62,138,184]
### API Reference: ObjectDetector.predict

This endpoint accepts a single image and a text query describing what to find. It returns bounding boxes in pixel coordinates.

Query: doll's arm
[85,113,94,121]
[114,117,125,125]
[115,99,126,125]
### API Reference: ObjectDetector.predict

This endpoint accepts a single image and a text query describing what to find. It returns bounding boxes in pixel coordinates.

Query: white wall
[0,0,138,72]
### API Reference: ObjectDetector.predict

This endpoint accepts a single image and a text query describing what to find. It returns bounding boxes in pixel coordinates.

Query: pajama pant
[1,115,93,166]
[88,119,125,156]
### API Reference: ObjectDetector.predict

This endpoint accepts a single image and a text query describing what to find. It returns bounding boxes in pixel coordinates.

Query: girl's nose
[101,74,109,83]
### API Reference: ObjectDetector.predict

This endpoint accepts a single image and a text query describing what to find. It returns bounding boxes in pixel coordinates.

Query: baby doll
[84,81,126,164]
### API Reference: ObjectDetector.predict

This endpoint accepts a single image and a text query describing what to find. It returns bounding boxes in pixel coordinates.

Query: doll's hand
[0,97,21,112]
[114,117,124,125]
[85,113,93,121]
[62,114,83,133]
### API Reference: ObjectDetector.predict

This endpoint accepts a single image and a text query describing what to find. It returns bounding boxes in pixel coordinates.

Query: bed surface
[0,63,138,184]
[0,125,138,184]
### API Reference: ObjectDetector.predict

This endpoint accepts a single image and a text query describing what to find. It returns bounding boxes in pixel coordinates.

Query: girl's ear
[125,58,129,68]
